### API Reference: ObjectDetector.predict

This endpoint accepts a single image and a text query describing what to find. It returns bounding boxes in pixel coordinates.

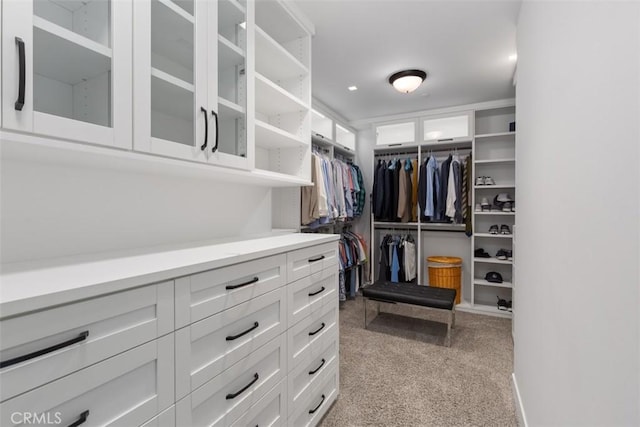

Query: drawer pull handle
[308,255,325,263]
[309,358,326,375]
[309,394,326,414]
[308,286,325,297]
[0,331,89,369]
[226,373,259,400]
[308,322,325,336]
[226,276,259,290]
[68,410,89,427]
[226,322,259,341]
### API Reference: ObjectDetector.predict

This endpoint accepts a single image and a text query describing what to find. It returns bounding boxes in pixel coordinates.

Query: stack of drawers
[0,239,339,427]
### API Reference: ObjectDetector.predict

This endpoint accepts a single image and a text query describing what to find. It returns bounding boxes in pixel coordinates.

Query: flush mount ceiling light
[389,69,427,93]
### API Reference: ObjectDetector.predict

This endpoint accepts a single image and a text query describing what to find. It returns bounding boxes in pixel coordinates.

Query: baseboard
[512,373,528,427]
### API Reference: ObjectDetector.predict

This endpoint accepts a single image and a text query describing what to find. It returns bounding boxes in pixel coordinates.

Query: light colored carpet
[318,296,517,427]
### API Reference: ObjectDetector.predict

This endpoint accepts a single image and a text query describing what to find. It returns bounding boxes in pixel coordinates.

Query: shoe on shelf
[475,203,482,212]
[511,203,516,212]
[484,176,496,185]
[474,248,492,258]
[480,197,490,211]
[475,176,486,186]
[497,296,509,311]
[506,250,513,260]
[491,205,502,212]
[496,249,508,260]
[502,202,512,212]
[507,300,513,312]
[500,224,511,235]
[488,224,499,234]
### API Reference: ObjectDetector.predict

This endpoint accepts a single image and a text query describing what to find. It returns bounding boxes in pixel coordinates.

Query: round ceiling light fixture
[388,69,427,94]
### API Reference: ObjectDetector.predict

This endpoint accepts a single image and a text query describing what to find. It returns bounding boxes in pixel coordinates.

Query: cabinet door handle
[226,321,259,341]
[200,107,208,150]
[211,110,219,153]
[14,37,25,111]
[226,276,259,290]
[308,286,325,297]
[308,358,325,375]
[308,394,325,414]
[226,373,259,399]
[0,331,89,369]
[67,410,89,427]
[308,322,325,336]
[308,255,325,263]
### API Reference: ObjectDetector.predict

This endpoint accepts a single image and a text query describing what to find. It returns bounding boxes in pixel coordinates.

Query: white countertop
[0,233,339,318]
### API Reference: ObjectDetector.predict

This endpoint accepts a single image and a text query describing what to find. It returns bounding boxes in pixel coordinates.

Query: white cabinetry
[2,0,132,148]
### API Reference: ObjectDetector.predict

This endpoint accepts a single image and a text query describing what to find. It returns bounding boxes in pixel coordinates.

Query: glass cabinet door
[2,0,131,148]
[209,0,250,169]
[133,0,207,161]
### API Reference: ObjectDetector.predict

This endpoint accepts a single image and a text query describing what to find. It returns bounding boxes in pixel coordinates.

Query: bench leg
[445,310,453,347]
[363,297,368,329]
[452,306,456,329]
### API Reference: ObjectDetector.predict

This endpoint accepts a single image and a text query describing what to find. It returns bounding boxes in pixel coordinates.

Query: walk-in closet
[1,1,638,426]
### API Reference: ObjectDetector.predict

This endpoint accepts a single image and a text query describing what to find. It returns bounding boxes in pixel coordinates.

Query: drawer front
[0,335,174,427]
[288,267,337,326]
[231,379,287,427]
[288,331,338,416]
[175,287,286,399]
[287,243,338,283]
[290,366,339,427]
[287,301,338,370]
[0,282,174,402]
[141,405,175,427]
[176,334,286,427]
[175,254,286,329]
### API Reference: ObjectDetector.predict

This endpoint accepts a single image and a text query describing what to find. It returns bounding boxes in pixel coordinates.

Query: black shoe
[474,248,491,258]
[500,224,511,235]
[506,250,513,260]
[497,296,509,311]
[507,300,513,312]
[488,224,499,235]
[496,249,508,260]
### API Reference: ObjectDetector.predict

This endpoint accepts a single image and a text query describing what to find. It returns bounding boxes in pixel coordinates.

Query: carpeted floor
[318,296,517,427]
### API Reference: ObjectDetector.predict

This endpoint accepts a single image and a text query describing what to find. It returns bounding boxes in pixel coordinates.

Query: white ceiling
[296,0,521,122]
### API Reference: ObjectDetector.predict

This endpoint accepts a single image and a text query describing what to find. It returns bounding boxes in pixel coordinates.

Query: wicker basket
[427,256,462,304]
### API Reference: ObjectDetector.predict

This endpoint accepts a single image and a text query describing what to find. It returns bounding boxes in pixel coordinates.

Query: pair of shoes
[496,249,513,260]
[488,224,511,234]
[493,193,515,212]
[480,197,491,211]
[475,204,483,212]
[497,297,513,312]
[475,176,496,186]
[474,248,491,258]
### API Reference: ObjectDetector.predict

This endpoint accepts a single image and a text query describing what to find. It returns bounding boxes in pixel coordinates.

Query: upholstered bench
[361,281,457,347]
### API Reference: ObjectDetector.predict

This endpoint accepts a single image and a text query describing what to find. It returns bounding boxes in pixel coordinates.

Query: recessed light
[348,86,358,91]
[509,54,518,62]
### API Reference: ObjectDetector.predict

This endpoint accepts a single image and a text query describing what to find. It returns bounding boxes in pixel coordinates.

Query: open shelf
[219,35,245,68]
[219,0,246,24]
[474,279,513,289]
[255,0,308,46]
[255,73,308,116]
[456,302,512,318]
[373,222,420,229]
[475,131,516,139]
[255,26,308,81]
[475,158,516,164]
[218,98,245,120]
[251,169,312,186]
[255,120,307,149]
[474,257,513,265]
[474,184,515,189]
[474,233,513,239]
[34,22,111,86]
[474,211,515,216]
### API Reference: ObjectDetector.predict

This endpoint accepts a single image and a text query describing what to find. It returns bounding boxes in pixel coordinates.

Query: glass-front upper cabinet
[422,111,472,143]
[2,0,132,148]
[133,0,208,161]
[208,0,251,169]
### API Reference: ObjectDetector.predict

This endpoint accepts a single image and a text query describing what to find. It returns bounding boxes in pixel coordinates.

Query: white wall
[0,158,272,264]
[514,2,640,425]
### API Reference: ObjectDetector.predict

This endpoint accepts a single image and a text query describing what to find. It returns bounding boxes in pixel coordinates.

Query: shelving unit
[470,104,516,317]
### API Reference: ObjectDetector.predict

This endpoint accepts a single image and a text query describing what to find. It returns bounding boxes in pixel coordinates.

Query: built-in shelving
[474,184,515,189]
[475,131,516,139]
[474,257,513,265]
[218,36,245,68]
[151,67,194,93]
[474,233,513,239]
[218,98,245,120]
[151,71,193,122]
[474,211,515,216]
[255,26,308,80]
[255,73,308,116]
[255,120,306,149]
[457,302,512,318]
[475,158,516,164]
[474,279,513,289]
[34,16,112,58]
[219,0,245,24]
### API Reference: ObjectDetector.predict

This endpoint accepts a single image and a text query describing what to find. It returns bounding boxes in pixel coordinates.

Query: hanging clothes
[397,160,413,222]
[378,234,416,284]
[464,154,473,235]
[411,158,419,221]
[338,231,369,300]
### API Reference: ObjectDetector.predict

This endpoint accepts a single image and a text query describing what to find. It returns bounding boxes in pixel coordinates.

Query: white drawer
[287,243,338,283]
[231,379,287,427]
[176,334,286,427]
[0,334,174,427]
[0,282,174,402]
[288,267,337,326]
[288,301,338,370]
[175,287,286,399]
[288,331,338,416]
[175,254,286,328]
[141,405,175,427]
[290,366,338,427]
